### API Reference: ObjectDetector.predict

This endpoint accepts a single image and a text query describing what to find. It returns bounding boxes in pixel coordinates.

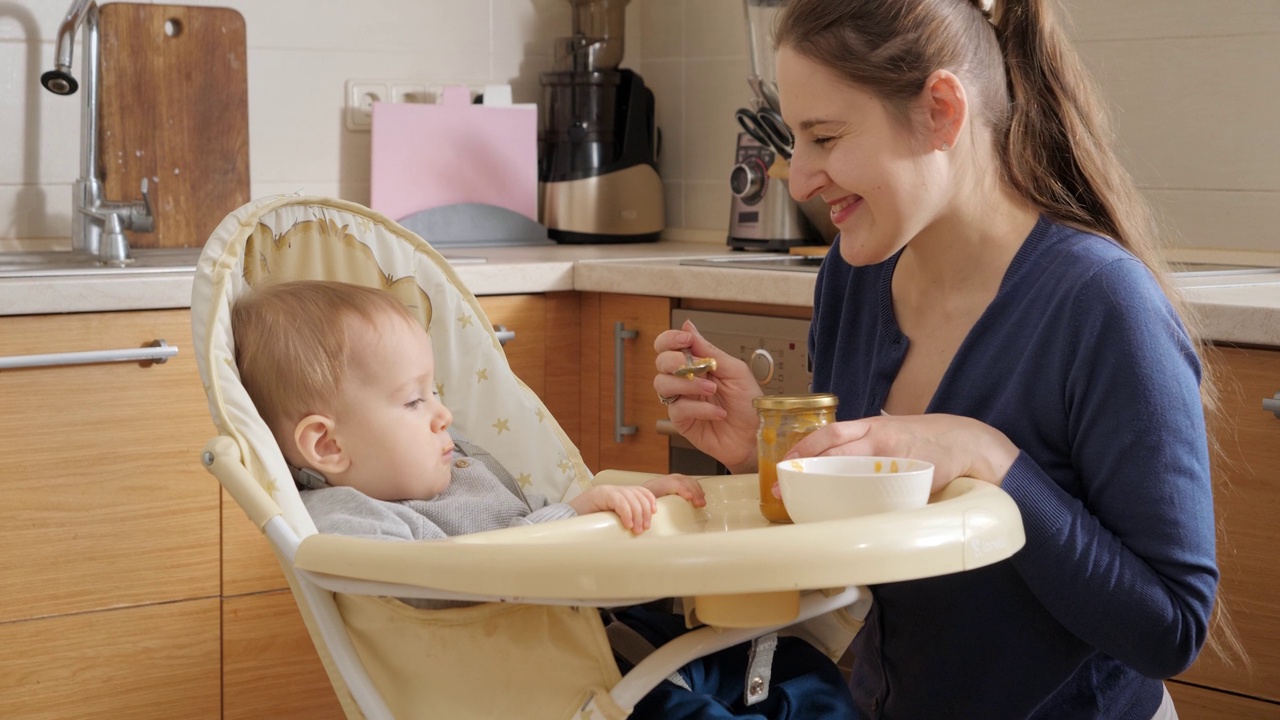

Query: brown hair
[231,280,419,436]
[777,0,1245,668]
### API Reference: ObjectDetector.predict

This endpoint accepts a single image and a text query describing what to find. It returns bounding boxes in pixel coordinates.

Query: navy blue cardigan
[810,217,1217,719]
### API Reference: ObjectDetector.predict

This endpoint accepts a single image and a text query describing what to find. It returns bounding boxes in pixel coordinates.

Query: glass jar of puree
[752,393,839,523]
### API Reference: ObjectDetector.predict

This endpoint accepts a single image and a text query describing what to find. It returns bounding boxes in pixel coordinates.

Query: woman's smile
[828,194,863,224]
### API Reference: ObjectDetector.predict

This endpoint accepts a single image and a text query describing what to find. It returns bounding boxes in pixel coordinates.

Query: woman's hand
[569,485,659,534]
[784,414,1020,493]
[653,320,762,472]
[643,473,707,508]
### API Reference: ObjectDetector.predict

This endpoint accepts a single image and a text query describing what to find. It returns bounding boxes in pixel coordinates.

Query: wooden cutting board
[99,3,249,248]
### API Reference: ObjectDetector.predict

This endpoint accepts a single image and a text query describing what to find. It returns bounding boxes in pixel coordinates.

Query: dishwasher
[665,308,814,474]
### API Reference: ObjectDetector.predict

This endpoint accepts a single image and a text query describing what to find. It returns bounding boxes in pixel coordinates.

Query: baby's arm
[568,474,706,535]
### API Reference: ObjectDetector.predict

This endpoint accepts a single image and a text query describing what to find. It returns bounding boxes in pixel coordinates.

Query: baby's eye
[405,398,425,409]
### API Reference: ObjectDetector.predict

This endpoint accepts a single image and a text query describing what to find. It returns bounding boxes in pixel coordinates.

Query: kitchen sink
[0,248,488,278]
[677,255,1280,278]
[0,248,205,278]
[679,255,826,273]
[1167,261,1280,277]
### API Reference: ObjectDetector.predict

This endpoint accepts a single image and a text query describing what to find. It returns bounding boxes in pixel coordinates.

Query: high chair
[192,195,1026,719]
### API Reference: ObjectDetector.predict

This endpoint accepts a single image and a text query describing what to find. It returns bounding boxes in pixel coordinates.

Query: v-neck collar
[873,215,1055,414]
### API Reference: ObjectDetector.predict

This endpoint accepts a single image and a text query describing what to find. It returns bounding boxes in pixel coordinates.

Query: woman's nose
[786,145,824,203]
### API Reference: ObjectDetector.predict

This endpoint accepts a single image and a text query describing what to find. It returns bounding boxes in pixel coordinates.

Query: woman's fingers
[785,419,875,459]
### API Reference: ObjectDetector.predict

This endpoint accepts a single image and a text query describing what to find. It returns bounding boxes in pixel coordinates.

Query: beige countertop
[3,241,1279,347]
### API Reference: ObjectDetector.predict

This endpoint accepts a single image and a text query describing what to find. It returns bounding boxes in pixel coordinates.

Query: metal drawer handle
[1265,392,1280,419]
[614,321,638,443]
[0,339,177,370]
[493,325,515,346]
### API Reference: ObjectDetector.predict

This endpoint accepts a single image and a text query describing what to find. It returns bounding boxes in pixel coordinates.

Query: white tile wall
[0,0,634,244]
[5,1,1275,251]
[1063,0,1280,251]
[640,0,1279,250]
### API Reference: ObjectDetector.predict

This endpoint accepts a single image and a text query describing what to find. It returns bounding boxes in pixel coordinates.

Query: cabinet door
[477,294,548,397]
[1178,346,1280,702]
[0,310,220,622]
[223,487,288,596]
[1168,679,1280,720]
[0,598,221,719]
[223,591,345,720]
[477,292,582,448]
[580,293,672,474]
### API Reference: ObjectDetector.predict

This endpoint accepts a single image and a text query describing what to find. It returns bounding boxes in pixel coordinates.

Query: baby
[231,279,705,543]
[230,279,856,720]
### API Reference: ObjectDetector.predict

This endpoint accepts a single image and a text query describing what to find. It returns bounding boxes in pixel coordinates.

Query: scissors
[735,106,793,160]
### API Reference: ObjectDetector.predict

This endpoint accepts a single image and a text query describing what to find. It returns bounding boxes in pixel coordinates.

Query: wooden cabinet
[579,292,673,474]
[1176,346,1280,716]
[477,292,582,447]
[223,591,344,720]
[0,310,221,716]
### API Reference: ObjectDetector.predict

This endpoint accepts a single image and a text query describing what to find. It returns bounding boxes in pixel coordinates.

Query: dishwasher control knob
[730,158,768,205]
[749,348,775,385]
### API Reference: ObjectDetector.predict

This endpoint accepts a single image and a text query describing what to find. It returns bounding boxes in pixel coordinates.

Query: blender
[728,0,836,250]
[538,0,665,244]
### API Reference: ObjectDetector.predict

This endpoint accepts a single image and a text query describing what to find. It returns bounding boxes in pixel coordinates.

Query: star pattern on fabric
[475,368,488,383]
[435,382,445,403]
[535,407,545,423]
[558,459,573,474]
[492,418,510,434]
[457,313,474,329]
[516,472,533,488]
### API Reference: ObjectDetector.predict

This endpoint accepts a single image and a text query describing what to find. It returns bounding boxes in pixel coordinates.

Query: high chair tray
[294,474,1025,611]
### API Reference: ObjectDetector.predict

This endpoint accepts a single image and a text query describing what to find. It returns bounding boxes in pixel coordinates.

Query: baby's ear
[293,414,348,475]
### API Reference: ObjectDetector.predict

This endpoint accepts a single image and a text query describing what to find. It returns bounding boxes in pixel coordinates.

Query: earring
[940,142,951,151]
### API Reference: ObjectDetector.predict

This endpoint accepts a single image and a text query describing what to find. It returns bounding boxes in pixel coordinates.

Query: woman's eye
[811,136,835,147]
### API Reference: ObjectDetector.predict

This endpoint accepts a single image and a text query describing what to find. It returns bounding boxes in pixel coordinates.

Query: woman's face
[778,47,948,266]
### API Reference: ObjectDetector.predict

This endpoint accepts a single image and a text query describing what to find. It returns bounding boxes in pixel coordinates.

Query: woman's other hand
[785,414,1020,493]
[653,320,762,472]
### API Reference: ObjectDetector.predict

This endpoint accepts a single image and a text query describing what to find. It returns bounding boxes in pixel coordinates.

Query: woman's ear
[293,414,349,475]
[923,69,968,152]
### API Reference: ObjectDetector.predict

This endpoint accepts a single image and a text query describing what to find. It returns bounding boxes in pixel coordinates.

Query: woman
[654,0,1232,717]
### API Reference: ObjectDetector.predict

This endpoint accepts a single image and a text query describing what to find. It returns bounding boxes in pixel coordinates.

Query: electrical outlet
[345,79,389,131]
[390,81,428,104]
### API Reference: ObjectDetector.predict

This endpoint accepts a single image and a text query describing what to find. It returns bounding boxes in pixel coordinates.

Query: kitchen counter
[3,241,1280,347]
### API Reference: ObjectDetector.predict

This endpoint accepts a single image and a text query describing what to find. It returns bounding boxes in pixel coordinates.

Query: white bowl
[776,456,934,523]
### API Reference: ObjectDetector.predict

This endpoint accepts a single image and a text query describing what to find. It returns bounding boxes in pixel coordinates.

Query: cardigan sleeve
[1002,258,1218,678]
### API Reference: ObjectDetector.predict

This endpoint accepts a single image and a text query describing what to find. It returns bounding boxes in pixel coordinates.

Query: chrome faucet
[42,0,153,266]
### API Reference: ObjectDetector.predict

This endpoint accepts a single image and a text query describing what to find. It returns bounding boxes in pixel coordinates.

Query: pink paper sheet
[369,92,538,222]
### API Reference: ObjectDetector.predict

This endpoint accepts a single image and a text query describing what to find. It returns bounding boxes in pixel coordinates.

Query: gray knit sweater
[294,433,577,608]
[296,432,576,541]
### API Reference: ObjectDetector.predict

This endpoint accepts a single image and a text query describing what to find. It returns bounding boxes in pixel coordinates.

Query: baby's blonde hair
[231,280,420,435]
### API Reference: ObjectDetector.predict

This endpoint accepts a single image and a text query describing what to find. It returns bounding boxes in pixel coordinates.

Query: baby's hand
[569,485,659,534]
[643,473,707,508]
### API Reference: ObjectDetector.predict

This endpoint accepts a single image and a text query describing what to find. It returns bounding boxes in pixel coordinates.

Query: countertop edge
[4,244,1279,348]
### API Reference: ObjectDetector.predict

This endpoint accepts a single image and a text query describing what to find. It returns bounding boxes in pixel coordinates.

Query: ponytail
[997,0,1248,670]
[993,0,1156,260]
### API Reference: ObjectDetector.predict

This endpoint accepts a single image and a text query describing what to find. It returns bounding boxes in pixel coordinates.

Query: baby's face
[328,312,455,501]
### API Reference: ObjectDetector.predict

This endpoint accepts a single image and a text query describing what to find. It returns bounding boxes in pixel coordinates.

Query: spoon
[675,348,717,379]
